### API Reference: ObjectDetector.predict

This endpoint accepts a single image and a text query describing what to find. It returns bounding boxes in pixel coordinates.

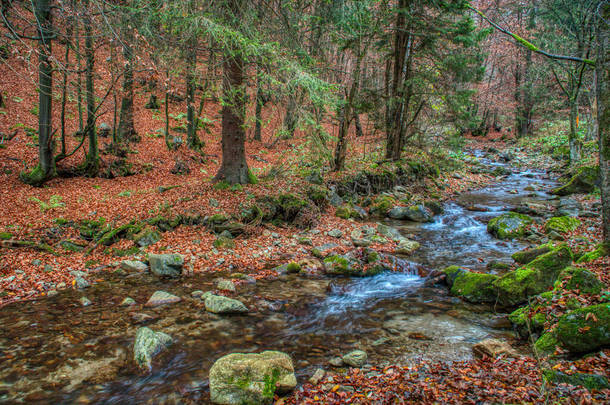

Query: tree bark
[118,14,137,143]
[569,97,581,162]
[186,42,201,149]
[20,0,55,186]
[214,0,250,184]
[83,0,98,175]
[597,3,609,245]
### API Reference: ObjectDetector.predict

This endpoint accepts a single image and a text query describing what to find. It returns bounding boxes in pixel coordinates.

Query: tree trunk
[83,0,98,175]
[20,0,55,186]
[254,65,264,141]
[118,15,137,143]
[283,95,298,138]
[597,3,609,245]
[214,1,250,185]
[569,97,581,163]
[60,13,73,156]
[354,113,363,137]
[186,43,201,149]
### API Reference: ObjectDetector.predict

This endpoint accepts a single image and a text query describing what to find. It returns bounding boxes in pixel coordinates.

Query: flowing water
[0,151,559,403]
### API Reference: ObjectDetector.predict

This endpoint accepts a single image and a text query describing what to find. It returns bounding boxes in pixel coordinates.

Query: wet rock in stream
[204,294,248,314]
[133,327,173,371]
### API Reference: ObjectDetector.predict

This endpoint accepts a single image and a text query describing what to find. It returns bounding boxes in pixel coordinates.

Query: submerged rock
[342,350,367,367]
[148,254,184,278]
[120,260,148,272]
[216,279,236,292]
[133,327,173,371]
[487,212,533,240]
[145,291,181,307]
[204,294,248,314]
[395,239,420,255]
[209,351,296,404]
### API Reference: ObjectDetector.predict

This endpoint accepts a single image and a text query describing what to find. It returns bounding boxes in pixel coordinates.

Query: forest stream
[0,151,560,404]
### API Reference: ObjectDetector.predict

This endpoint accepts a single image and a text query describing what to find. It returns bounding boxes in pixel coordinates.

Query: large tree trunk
[186,42,201,149]
[214,37,250,183]
[254,64,264,142]
[597,3,609,245]
[83,0,98,175]
[118,15,137,143]
[20,0,55,186]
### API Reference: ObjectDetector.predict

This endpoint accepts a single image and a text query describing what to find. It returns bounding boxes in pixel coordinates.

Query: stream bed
[0,152,559,404]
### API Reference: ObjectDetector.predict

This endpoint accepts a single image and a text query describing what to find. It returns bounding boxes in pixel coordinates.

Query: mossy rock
[214,236,235,250]
[207,214,229,225]
[306,185,329,207]
[277,194,308,222]
[554,304,610,354]
[450,271,499,303]
[543,370,610,391]
[511,243,553,265]
[370,195,397,216]
[487,212,533,240]
[97,222,138,246]
[323,254,384,277]
[0,232,13,240]
[576,244,609,264]
[544,216,581,234]
[59,239,87,252]
[134,227,161,247]
[486,260,511,272]
[508,292,554,338]
[552,166,599,196]
[336,205,356,219]
[442,265,468,287]
[273,262,301,274]
[534,332,560,356]
[554,267,604,294]
[492,245,573,307]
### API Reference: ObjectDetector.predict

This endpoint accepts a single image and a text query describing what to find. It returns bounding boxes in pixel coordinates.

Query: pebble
[80,297,92,306]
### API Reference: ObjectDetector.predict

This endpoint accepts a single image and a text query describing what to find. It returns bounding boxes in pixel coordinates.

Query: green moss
[554,304,610,353]
[535,332,559,356]
[554,267,604,294]
[0,232,12,240]
[323,255,350,274]
[306,185,328,207]
[213,236,235,249]
[543,370,610,391]
[370,195,397,216]
[552,166,599,196]
[19,164,54,187]
[487,212,533,239]
[207,214,229,224]
[442,265,468,287]
[247,169,259,185]
[508,292,555,338]
[286,262,301,273]
[97,222,137,246]
[214,181,231,190]
[336,205,356,219]
[544,216,581,234]
[450,272,499,303]
[511,243,553,264]
[576,244,609,264]
[367,250,380,263]
[493,245,572,307]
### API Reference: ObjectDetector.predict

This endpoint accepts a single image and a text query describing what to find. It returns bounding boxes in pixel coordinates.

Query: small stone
[328,229,343,238]
[43,264,54,272]
[204,294,248,314]
[216,279,236,292]
[121,260,148,272]
[75,276,90,289]
[80,297,92,307]
[133,327,173,371]
[342,350,367,367]
[148,254,184,278]
[47,290,58,298]
[309,368,325,385]
[56,282,66,289]
[352,238,372,247]
[145,291,181,307]
[209,198,220,207]
[121,297,136,306]
[472,338,518,359]
[130,312,159,325]
[191,290,205,298]
[329,357,344,367]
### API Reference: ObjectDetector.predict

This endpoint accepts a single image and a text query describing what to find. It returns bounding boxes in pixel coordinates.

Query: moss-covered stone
[214,236,235,250]
[543,370,610,391]
[511,243,553,265]
[544,216,581,234]
[336,205,356,219]
[554,304,610,354]
[535,332,559,356]
[492,245,573,307]
[576,244,609,264]
[323,254,385,277]
[554,267,604,294]
[0,232,13,240]
[450,272,499,303]
[442,265,468,287]
[487,212,533,239]
[134,227,161,247]
[370,195,397,216]
[306,185,329,207]
[552,166,599,196]
[508,292,554,338]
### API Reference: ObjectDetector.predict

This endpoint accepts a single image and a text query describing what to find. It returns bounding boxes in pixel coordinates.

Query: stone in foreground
[148,253,184,278]
[205,294,248,314]
[133,327,173,371]
[120,260,148,272]
[472,338,517,359]
[209,351,297,404]
[341,350,367,367]
[145,290,181,307]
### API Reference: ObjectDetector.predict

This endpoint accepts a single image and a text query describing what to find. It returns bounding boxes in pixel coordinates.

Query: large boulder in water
[552,166,599,196]
[148,253,184,278]
[209,351,297,404]
[492,244,573,307]
[442,266,498,303]
[388,204,433,222]
[487,212,533,239]
[133,327,173,371]
[204,294,248,314]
